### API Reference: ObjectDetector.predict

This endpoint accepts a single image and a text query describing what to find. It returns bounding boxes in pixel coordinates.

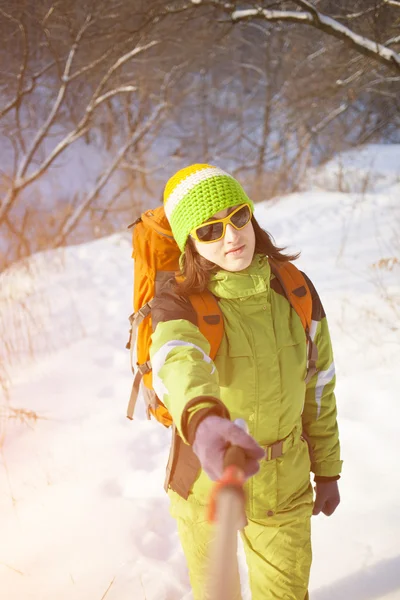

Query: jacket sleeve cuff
[311,459,343,478]
[314,475,341,483]
[181,396,230,445]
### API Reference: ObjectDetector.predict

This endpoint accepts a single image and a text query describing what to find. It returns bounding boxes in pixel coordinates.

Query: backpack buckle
[137,361,152,375]
[133,301,154,324]
[265,440,284,461]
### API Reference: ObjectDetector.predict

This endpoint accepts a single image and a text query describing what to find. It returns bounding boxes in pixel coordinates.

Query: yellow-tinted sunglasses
[190,203,252,244]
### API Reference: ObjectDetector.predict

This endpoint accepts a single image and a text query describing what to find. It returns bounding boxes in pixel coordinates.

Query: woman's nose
[224,223,240,243]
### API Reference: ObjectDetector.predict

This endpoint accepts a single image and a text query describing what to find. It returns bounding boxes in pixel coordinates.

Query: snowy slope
[303,143,400,193]
[1,145,399,600]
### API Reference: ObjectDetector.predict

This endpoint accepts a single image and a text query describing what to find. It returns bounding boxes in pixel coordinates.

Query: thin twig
[0,562,24,576]
[99,576,116,600]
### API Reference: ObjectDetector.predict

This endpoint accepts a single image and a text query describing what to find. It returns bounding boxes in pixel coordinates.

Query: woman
[149,164,342,600]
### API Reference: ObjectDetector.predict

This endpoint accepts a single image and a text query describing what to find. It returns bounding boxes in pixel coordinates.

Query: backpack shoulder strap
[269,258,317,383]
[188,290,224,360]
[268,258,312,334]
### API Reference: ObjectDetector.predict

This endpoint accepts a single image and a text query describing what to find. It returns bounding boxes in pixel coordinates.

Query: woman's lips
[226,245,245,256]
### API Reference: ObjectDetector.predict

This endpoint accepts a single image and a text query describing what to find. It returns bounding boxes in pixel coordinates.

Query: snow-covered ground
[1,144,400,600]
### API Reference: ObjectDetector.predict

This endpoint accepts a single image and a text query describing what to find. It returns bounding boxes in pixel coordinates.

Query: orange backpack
[126,206,317,427]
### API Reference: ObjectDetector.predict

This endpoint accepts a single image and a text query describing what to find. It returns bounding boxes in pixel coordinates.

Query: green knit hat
[163,163,254,251]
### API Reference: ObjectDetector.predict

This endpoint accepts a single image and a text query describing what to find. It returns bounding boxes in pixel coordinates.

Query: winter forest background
[1,1,400,599]
[1,0,399,269]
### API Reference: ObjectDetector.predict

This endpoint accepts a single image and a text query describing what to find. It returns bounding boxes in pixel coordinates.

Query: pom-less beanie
[163,164,254,251]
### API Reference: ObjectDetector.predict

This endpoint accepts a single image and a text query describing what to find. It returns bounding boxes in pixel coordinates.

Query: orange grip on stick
[207,445,247,524]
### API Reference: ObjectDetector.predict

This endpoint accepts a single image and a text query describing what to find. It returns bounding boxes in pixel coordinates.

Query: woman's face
[192,205,256,272]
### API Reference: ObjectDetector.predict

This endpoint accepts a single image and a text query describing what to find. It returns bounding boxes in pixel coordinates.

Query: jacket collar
[208,254,271,299]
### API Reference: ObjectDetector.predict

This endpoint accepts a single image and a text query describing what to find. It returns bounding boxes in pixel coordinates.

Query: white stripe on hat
[164,166,232,221]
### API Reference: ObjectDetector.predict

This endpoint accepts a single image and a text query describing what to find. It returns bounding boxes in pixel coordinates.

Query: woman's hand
[313,480,340,516]
[193,416,265,481]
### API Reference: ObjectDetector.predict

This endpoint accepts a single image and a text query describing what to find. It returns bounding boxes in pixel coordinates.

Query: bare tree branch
[386,35,400,46]
[384,0,400,7]
[16,14,93,182]
[330,6,385,21]
[4,214,30,258]
[309,102,350,135]
[92,85,137,107]
[41,5,56,26]
[88,39,159,103]
[53,101,166,246]
[0,60,56,120]
[68,44,121,81]
[190,1,400,73]
[0,37,160,226]
[336,68,364,86]
[10,14,29,153]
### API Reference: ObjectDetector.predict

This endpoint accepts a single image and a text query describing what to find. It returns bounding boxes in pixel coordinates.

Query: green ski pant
[169,489,313,600]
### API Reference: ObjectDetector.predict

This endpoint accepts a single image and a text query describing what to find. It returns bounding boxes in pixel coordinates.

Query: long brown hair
[175,215,300,296]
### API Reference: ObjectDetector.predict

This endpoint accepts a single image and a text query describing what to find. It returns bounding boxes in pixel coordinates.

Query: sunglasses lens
[231,205,251,228]
[195,222,224,242]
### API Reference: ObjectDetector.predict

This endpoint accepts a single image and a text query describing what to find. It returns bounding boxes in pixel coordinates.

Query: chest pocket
[274,304,308,382]
[274,300,305,349]
[211,299,253,357]
[214,322,254,394]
